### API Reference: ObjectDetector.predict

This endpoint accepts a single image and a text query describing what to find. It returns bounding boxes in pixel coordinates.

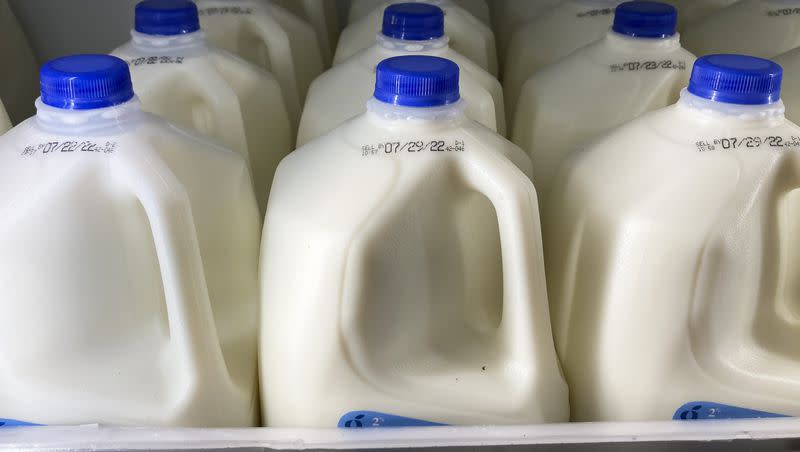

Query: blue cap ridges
[40,55,135,110]
[612,1,677,38]
[688,54,783,105]
[135,0,200,36]
[374,55,460,107]
[382,3,445,41]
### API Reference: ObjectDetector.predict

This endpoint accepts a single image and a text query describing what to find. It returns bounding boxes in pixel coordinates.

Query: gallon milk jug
[273,0,339,65]
[196,0,324,124]
[504,0,624,123]
[335,0,498,76]
[112,0,292,213]
[683,1,800,59]
[0,54,260,426]
[348,0,491,25]
[261,55,568,427]
[545,54,800,421]
[490,0,563,68]
[513,1,695,197]
[0,0,38,125]
[298,3,505,146]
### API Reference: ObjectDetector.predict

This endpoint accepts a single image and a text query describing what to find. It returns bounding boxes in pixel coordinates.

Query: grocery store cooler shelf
[1,418,800,451]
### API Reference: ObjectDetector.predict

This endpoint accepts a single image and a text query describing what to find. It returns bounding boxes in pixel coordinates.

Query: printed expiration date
[767,8,800,17]
[610,60,687,72]
[130,56,184,66]
[361,140,465,157]
[577,8,614,17]
[198,6,254,16]
[695,136,800,152]
[22,140,117,157]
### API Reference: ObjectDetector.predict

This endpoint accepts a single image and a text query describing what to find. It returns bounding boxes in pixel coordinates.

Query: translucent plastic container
[335,0,497,76]
[298,3,505,146]
[503,0,624,122]
[546,54,800,422]
[262,55,567,428]
[112,0,292,212]
[512,1,695,197]
[0,54,260,427]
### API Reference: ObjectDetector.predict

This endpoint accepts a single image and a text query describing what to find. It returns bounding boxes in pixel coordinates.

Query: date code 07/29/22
[361,140,465,157]
[696,136,800,152]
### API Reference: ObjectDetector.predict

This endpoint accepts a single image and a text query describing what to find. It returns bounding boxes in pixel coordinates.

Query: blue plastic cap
[135,0,200,36]
[612,1,677,38]
[40,55,135,110]
[374,56,460,107]
[382,3,445,41]
[688,54,783,105]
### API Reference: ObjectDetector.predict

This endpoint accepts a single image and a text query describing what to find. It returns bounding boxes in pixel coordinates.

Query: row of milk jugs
[1,0,800,428]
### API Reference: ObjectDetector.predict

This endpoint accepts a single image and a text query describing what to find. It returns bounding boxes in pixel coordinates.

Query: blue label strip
[673,401,789,420]
[0,418,41,427]
[338,411,446,428]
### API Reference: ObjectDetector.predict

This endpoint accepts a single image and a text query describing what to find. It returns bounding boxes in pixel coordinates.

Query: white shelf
[0,418,799,451]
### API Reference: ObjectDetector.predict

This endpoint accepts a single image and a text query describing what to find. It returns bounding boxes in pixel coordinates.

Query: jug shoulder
[112,43,215,68]
[146,117,248,168]
[553,109,800,212]
[523,50,692,108]
[208,48,281,84]
[291,116,524,173]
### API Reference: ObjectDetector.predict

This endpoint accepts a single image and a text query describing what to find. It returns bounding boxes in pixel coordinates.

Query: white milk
[273,0,339,65]
[261,55,568,428]
[196,0,325,123]
[513,1,695,197]
[504,0,624,123]
[546,54,800,421]
[348,0,491,25]
[683,0,800,59]
[0,54,260,426]
[335,0,498,76]
[112,0,292,213]
[298,3,505,146]
[0,0,39,124]
[490,0,563,68]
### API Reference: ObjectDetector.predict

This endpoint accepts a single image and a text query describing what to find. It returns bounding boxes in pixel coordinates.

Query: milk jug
[298,3,505,146]
[273,0,339,65]
[490,0,562,67]
[546,54,800,421]
[261,55,568,427]
[112,0,292,213]
[513,1,694,197]
[195,0,324,124]
[504,0,624,122]
[683,1,800,59]
[0,54,260,426]
[0,0,39,124]
[335,0,498,76]
[347,0,491,25]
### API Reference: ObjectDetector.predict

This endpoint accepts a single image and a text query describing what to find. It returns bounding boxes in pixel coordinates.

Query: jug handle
[454,150,546,363]
[117,149,228,384]
[190,64,251,164]
[242,16,302,125]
